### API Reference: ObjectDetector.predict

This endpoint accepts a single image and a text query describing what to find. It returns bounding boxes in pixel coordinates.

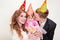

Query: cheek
[34,16,38,19]
[34,16,40,21]
[18,17,22,22]
[36,15,40,19]
[22,17,26,21]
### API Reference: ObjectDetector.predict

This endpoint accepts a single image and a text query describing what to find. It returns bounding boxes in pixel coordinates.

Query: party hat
[39,0,47,13]
[19,0,26,11]
[27,3,34,15]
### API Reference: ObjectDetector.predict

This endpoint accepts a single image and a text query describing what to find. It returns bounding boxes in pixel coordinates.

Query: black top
[43,18,56,40]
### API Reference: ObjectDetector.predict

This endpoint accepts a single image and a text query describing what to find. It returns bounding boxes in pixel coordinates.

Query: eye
[20,15,26,18]
[20,15,23,17]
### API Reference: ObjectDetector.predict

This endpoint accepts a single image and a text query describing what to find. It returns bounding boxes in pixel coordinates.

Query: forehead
[20,12,26,16]
[34,13,39,16]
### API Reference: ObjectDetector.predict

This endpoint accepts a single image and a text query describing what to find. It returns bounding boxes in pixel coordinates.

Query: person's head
[34,8,49,22]
[17,11,26,24]
[36,8,49,18]
[11,10,26,25]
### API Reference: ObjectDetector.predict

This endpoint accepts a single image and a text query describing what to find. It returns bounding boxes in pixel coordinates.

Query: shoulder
[47,18,56,29]
[12,30,20,40]
[47,18,56,26]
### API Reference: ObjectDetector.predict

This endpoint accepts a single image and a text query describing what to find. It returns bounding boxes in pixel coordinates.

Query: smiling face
[17,11,26,24]
[33,12,40,21]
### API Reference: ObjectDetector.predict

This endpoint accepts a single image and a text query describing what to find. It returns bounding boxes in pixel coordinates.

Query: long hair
[10,10,28,38]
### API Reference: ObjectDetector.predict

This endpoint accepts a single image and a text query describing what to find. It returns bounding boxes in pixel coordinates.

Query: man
[34,0,56,40]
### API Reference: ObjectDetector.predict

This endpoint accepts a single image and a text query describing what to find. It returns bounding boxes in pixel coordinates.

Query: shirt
[12,29,28,40]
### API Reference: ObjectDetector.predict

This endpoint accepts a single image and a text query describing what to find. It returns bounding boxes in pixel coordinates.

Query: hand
[26,27,36,33]
[33,30,42,37]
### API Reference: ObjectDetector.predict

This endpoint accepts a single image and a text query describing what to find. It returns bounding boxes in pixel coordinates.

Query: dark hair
[10,10,28,38]
[36,8,49,18]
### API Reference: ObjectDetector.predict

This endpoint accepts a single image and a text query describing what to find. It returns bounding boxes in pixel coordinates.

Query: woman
[10,10,28,40]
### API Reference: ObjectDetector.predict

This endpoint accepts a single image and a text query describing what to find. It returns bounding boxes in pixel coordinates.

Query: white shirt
[12,29,28,40]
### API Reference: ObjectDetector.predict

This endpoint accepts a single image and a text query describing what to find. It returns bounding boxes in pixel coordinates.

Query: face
[27,16,32,22]
[33,12,45,23]
[17,12,26,24]
[33,12,40,21]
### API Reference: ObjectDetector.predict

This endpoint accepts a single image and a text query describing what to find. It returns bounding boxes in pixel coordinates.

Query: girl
[10,10,28,40]
[25,4,46,40]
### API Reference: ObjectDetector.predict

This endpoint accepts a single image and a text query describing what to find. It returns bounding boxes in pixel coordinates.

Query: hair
[10,10,28,38]
[36,8,49,19]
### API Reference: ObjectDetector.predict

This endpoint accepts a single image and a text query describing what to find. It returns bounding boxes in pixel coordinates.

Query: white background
[0,0,60,40]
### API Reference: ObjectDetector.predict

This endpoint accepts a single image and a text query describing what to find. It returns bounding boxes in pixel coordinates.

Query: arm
[48,24,56,40]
